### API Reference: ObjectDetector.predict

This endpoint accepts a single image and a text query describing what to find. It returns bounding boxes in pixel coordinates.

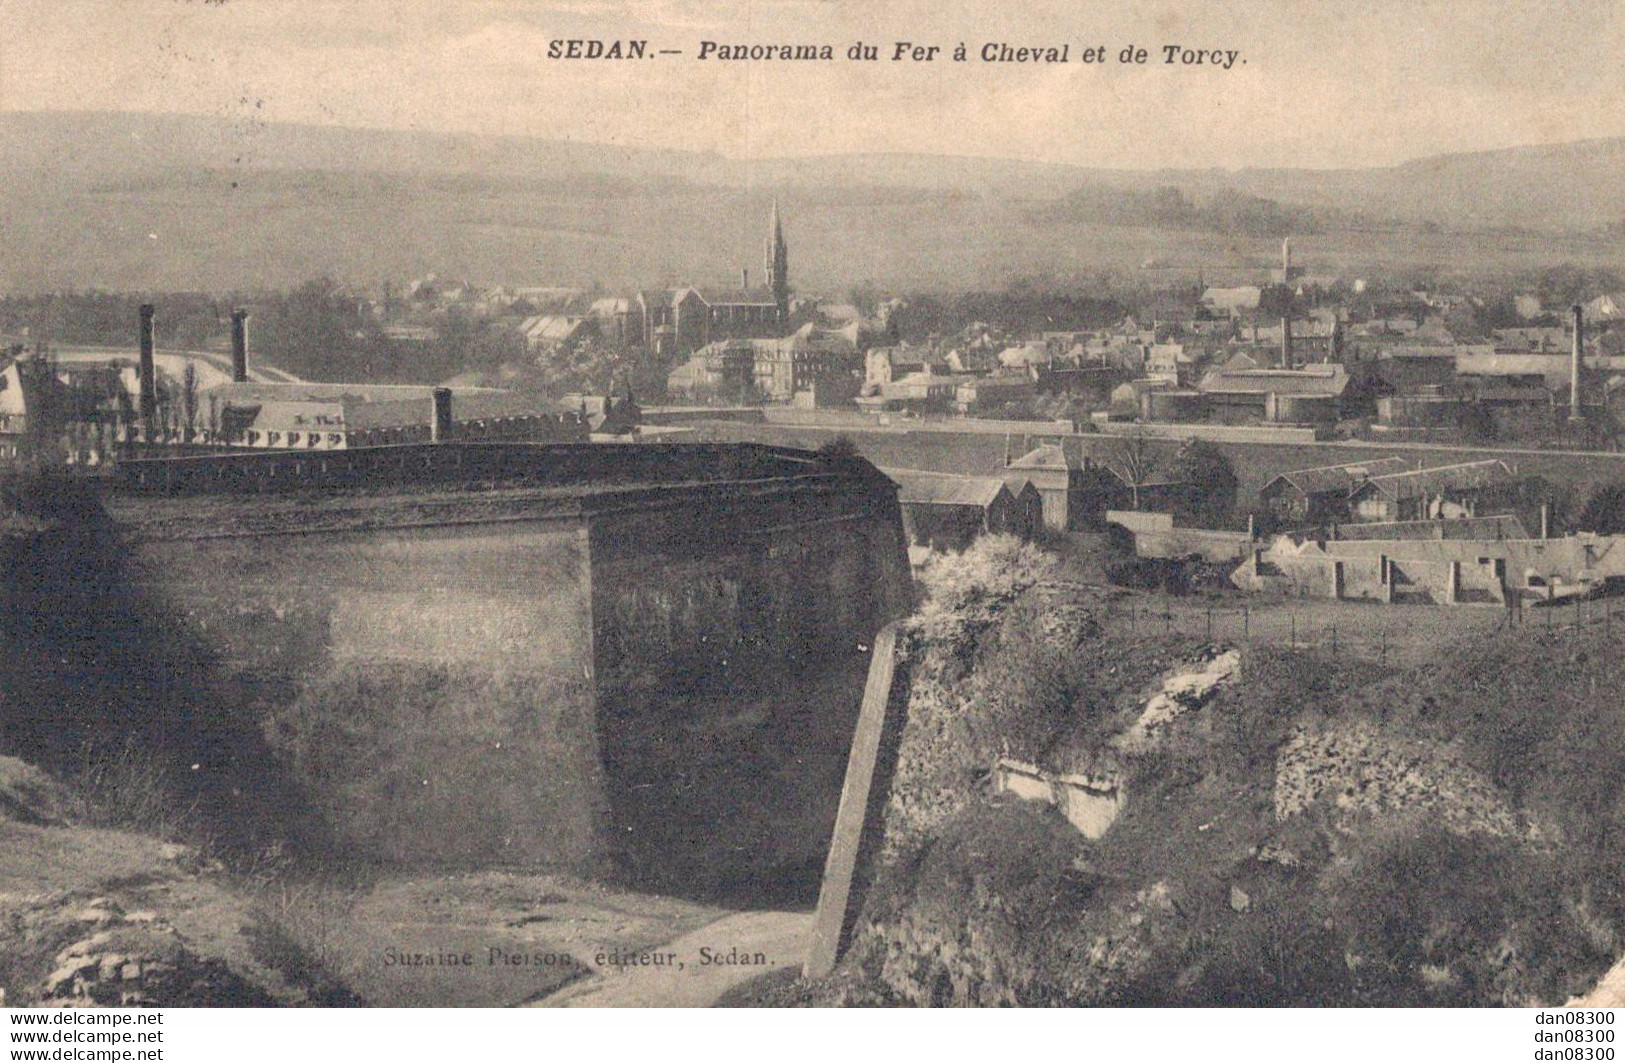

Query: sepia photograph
[3,0,1625,1045]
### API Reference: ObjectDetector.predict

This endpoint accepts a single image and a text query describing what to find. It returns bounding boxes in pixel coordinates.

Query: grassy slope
[697,419,1625,522]
[9,112,1625,292]
[6,168,1625,294]
[774,538,1625,1006]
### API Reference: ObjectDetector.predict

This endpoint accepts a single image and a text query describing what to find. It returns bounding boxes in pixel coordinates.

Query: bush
[916,534,1056,613]
[1578,482,1625,534]
[816,434,861,462]
[1105,556,1188,594]
[967,592,1103,761]
[1326,824,1608,1006]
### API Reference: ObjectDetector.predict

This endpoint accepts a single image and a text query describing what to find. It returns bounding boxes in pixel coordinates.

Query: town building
[1232,531,1625,606]
[863,345,952,392]
[1201,286,1263,315]
[638,201,792,356]
[1346,459,1517,523]
[953,372,1037,414]
[1001,442,1127,531]
[520,314,597,355]
[1193,363,1349,426]
[1035,364,1128,408]
[200,381,589,450]
[881,467,1042,551]
[666,329,859,404]
[1256,457,1411,526]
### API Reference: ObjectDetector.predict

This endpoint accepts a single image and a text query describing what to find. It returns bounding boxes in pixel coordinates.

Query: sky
[3,0,1625,170]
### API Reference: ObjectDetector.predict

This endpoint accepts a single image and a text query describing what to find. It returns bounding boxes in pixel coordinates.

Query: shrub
[1104,556,1188,594]
[916,534,1056,613]
[1578,482,1625,534]
[1325,823,1609,1006]
[816,434,862,462]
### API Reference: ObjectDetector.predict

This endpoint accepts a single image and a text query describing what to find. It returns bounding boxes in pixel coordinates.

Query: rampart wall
[104,443,912,880]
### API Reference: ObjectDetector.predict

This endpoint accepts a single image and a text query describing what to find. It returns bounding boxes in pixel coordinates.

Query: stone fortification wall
[103,443,912,877]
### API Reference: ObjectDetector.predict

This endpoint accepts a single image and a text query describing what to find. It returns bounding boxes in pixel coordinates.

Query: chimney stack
[1540,501,1552,540]
[1570,304,1585,422]
[230,309,250,383]
[1280,316,1293,370]
[430,387,453,443]
[138,304,157,429]
[741,267,749,289]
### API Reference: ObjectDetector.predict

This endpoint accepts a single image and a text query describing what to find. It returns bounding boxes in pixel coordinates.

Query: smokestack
[430,387,453,443]
[1540,501,1552,540]
[741,267,749,289]
[1570,304,1585,422]
[230,309,250,383]
[1280,316,1293,370]
[138,304,157,429]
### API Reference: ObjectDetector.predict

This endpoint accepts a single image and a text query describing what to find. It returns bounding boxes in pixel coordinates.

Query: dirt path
[533,910,811,1008]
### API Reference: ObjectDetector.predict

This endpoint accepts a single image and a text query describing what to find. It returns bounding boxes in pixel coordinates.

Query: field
[688,418,1625,521]
[7,168,1625,295]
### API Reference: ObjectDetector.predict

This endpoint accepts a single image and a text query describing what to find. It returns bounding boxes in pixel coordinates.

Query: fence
[1099,593,1625,666]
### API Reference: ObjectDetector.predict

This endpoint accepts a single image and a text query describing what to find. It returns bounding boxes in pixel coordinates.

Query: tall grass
[244,876,365,1007]
[69,736,207,845]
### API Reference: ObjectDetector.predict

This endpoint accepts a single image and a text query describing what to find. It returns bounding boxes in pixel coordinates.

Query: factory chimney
[230,309,250,383]
[138,304,157,431]
[1570,304,1585,423]
[741,267,749,290]
[430,387,453,443]
[1280,316,1293,370]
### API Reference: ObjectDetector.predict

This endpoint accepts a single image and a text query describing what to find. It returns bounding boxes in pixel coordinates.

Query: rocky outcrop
[37,897,274,1008]
[1111,648,1241,754]
[849,873,1179,1007]
[1274,720,1535,841]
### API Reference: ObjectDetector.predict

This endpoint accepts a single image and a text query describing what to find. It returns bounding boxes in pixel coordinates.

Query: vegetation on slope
[780,536,1625,1006]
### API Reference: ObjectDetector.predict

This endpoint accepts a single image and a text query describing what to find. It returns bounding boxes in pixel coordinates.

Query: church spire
[764,198,789,309]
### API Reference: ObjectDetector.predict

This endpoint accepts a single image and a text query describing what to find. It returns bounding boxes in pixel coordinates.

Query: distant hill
[2,110,1622,293]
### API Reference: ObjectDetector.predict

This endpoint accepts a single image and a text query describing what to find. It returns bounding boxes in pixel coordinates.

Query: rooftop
[691,287,781,308]
[1197,363,1350,397]
[1263,457,1410,497]
[1354,459,1517,501]
[880,467,1007,508]
[1006,442,1078,472]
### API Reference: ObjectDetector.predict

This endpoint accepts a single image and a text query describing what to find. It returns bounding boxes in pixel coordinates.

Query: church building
[638,201,792,357]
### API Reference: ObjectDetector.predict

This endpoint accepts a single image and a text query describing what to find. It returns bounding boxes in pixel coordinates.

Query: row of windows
[240,429,347,448]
